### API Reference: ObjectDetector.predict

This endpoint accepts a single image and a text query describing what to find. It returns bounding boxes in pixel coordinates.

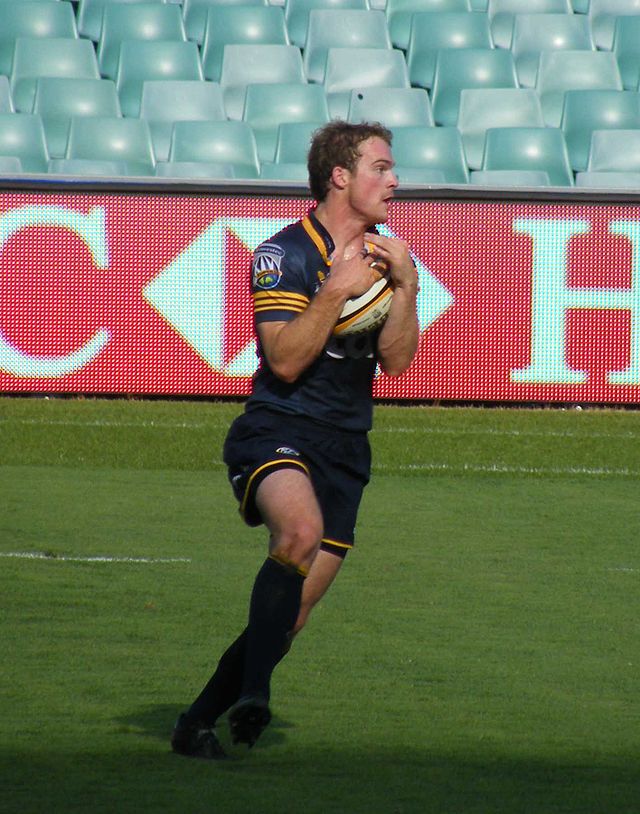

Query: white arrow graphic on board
[144,217,454,375]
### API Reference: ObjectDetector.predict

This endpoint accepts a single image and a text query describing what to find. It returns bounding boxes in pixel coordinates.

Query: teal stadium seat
[612,16,640,91]
[243,82,329,161]
[183,0,267,45]
[324,47,409,118]
[273,120,324,163]
[470,169,551,185]
[0,76,13,112]
[0,0,78,76]
[487,0,572,49]
[65,115,156,175]
[97,3,186,79]
[77,0,168,42]
[457,87,544,168]
[347,87,434,128]
[481,126,574,185]
[201,5,289,84]
[406,12,493,90]
[560,89,640,171]
[395,167,448,185]
[140,80,225,162]
[48,157,130,176]
[588,0,640,50]
[155,160,236,178]
[576,170,640,187]
[302,9,391,83]
[587,129,640,172]
[219,44,305,119]
[536,50,623,128]
[0,112,49,173]
[169,120,261,178]
[385,0,472,50]
[0,156,24,175]
[285,0,369,49]
[33,77,121,159]
[115,40,204,117]
[511,13,594,88]
[391,125,470,183]
[431,47,518,127]
[260,161,309,180]
[10,37,100,113]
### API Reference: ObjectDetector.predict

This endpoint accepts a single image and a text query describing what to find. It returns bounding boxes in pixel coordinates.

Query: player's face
[348,137,398,225]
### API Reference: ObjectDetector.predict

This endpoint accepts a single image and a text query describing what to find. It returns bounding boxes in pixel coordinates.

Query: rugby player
[172,120,419,758]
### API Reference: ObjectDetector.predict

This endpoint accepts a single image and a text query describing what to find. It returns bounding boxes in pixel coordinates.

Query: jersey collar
[302,208,335,266]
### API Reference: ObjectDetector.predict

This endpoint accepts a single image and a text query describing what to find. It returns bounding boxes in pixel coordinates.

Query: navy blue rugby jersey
[245,209,380,432]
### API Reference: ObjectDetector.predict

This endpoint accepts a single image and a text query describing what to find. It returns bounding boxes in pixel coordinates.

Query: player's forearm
[261,282,349,383]
[377,283,420,377]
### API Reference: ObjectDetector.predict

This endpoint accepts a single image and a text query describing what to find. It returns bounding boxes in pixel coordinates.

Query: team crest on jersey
[252,243,285,289]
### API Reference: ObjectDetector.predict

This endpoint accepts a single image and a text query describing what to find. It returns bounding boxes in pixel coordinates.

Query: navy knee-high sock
[187,628,248,726]
[241,555,305,701]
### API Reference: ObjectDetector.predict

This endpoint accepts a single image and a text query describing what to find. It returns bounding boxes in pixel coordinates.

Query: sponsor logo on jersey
[252,243,285,289]
[276,446,300,456]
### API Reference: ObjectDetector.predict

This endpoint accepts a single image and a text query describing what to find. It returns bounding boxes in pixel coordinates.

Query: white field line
[3,416,640,441]
[0,551,190,564]
[373,462,640,478]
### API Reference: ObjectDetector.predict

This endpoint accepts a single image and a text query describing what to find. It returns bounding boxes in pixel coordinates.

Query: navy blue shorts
[223,407,371,557]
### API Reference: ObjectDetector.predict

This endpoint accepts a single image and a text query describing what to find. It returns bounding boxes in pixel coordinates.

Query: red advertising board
[1,188,639,404]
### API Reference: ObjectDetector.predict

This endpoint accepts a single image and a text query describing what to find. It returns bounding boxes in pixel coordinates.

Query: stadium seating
[0,77,14,113]
[65,115,156,175]
[481,126,575,185]
[406,12,493,90]
[155,160,236,178]
[77,0,167,42]
[218,44,306,119]
[470,169,551,185]
[97,3,186,79]
[385,0,472,50]
[243,82,329,161]
[457,87,544,168]
[431,48,518,127]
[183,0,268,44]
[10,37,100,114]
[323,47,410,118]
[511,13,594,88]
[285,0,369,49]
[273,120,324,162]
[0,156,24,175]
[0,112,49,173]
[303,9,391,83]
[576,170,640,187]
[140,79,226,162]
[115,40,204,117]
[487,0,572,49]
[391,125,470,183]
[560,89,640,171]
[395,167,448,185]
[535,50,623,128]
[588,0,640,50]
[48,157,131,176]
[201,5,289,84]
[259,161,309,180]
[612,16,640,91]
[587,128,640,172]
[347,87,434,128]
[168,120,261,178]
[0,1,78,77]
[33,77,122,159]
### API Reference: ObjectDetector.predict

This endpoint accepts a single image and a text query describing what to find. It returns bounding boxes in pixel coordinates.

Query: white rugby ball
[333,273,394,336]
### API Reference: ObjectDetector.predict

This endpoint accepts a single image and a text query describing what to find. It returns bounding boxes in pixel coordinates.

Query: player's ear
[331,165,349,190]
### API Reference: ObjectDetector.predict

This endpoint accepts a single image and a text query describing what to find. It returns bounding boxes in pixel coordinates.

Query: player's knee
[272,517,322,569]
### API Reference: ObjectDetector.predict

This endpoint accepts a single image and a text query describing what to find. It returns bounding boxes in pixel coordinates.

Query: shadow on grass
[3,705,639,814]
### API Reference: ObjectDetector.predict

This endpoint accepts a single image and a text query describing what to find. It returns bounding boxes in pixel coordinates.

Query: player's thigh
[256,467,324,550]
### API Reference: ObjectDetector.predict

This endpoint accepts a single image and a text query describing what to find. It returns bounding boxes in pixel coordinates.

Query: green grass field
[1,396,639,814]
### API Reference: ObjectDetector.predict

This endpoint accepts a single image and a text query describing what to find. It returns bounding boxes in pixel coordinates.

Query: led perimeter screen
[1,188,640,405]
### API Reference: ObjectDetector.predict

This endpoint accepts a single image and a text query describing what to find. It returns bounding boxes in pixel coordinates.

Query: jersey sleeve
[251,239,311,324]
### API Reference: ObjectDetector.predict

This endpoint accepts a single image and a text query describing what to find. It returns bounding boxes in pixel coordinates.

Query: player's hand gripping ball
[333,243,394,336]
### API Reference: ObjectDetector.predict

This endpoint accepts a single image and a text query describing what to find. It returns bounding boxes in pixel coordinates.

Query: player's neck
[314,201,367,257]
